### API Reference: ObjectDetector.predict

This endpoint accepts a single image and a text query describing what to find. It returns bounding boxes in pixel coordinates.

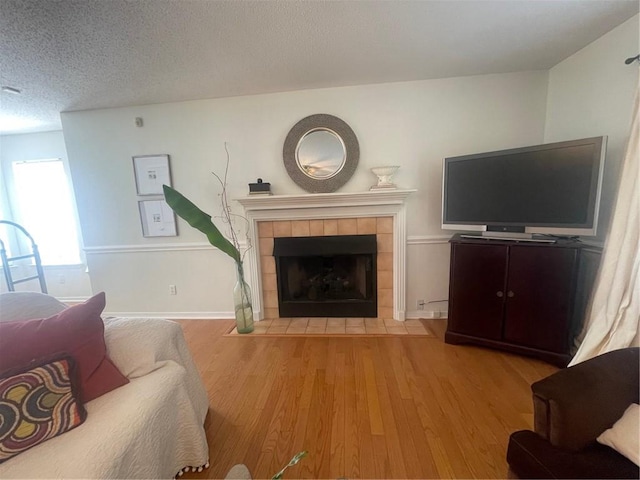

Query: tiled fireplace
[263,222,388,318]
[237,190,415,321]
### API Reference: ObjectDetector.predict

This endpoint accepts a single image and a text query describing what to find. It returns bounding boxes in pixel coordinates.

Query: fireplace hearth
[273,235,377,317]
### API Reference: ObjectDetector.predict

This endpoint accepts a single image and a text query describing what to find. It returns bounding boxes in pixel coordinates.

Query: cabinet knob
[507,291,515,298]
[496,291,504,297]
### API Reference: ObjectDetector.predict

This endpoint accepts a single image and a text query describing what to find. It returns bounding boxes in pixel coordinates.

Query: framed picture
[133,154,171,195]
[138,200,177,237]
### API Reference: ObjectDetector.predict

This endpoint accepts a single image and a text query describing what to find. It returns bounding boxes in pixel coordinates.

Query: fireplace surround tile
[327,318,346,327]
[258,237,274,256]
[322,219,338,235]
[346,326,367,334]
[386,326,409,335]
[266,324,289,334]
[260,255,276,274]
[357,217,377,234]
[286,322,309,334]
[366,318,385,327]
[377,217,393,233]
[377,233,393,252]
[291,220,310,236]
[227,318,432,335]
[379,289,393,308]
[259,217,392,319]
[263,290,278,309]
[289,318,309,327]
[271,319,290,327]
[337,218,358,235]
[326,324,346,334]
[263,273,277,291]
[273,221,292,237]
[377,252,393,271]
[309,220,324,236]
[377,270,393,289]
[258,221,273,238]
[306,318,327,334]
[346,318,364,327]
[364,318,386,333]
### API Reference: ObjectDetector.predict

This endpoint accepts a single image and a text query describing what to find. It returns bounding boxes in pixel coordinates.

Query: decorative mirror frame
[283,114,359,193]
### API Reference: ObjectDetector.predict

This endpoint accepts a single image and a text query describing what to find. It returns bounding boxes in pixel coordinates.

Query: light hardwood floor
[178,319,557,479]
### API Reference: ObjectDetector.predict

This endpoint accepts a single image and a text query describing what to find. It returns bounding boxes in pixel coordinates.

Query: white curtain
[569,83,640,366]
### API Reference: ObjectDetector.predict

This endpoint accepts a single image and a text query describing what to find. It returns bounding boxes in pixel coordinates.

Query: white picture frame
[133,154,172,195]
[138,200,177,237]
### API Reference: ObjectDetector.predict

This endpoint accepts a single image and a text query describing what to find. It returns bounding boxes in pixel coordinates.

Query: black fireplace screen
[273,234,377,317]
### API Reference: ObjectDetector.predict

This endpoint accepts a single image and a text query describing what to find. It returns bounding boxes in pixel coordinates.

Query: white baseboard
[58,296,92,303]
[102,311,234,320]
[407,235,452,245]
[405,310,448,319]
[102,310,447,321]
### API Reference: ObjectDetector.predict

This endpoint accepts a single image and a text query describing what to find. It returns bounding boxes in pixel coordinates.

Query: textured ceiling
[0,0,638,134]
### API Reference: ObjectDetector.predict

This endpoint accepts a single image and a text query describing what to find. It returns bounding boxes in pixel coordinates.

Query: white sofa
[0,293,210,479]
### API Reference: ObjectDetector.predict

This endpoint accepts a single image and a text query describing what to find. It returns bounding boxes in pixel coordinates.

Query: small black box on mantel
[248,178,272,195]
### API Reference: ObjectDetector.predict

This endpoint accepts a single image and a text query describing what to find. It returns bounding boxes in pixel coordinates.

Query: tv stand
[445,234,585,366]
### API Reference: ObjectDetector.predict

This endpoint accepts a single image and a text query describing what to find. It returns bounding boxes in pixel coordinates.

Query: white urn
[370,166,400,190]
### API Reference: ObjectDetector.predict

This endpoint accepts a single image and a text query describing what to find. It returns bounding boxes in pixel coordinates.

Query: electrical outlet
[416,299,425,310]
[169,284,177,295]
[58,274,66,284]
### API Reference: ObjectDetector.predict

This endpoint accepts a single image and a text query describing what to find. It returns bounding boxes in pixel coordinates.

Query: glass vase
[234,262,254,333]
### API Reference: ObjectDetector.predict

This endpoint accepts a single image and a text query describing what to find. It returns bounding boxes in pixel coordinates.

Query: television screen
[442,136,606,237]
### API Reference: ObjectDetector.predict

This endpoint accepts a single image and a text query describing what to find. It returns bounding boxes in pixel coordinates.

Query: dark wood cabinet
[445,235,583,366]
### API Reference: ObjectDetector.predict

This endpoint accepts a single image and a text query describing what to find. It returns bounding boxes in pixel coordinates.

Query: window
[10,159,81,265]
[0,190,15,259]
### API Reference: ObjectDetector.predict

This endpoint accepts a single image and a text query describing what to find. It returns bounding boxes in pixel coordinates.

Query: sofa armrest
[532,347,639,452]
[507,429,640,479]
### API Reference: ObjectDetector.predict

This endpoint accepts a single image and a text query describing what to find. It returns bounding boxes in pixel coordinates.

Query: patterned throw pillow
[0,357,87,463]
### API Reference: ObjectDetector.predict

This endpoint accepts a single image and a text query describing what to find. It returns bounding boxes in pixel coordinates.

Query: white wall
[545,14,639,244]
[61,71,549,317]
[0,131,92,301]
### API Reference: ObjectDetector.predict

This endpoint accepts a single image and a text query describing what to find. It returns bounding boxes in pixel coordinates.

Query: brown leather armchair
[507,347,639,479]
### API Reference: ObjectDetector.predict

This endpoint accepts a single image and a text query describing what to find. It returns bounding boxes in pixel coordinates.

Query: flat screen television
[441,136,606,240]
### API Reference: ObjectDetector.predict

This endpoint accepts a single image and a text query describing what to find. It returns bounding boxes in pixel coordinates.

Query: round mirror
[284,114,359,193]
[296,128,346,179]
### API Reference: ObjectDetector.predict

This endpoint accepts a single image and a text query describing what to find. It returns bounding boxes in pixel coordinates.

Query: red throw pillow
[0,292,128,403]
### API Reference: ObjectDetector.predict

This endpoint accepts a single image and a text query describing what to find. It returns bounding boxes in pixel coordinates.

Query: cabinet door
[448,243,507,340]
[503,246,577,353]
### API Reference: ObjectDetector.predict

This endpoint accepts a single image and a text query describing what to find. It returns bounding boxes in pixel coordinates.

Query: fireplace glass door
[273,235,377,317]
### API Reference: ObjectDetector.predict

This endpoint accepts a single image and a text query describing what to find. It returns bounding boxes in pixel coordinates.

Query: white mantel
[237,189,417,211]
[237,189,416,321]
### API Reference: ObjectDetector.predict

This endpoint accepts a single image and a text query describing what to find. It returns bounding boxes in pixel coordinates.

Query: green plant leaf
[163,184,240,262]
[271,451,307,479]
